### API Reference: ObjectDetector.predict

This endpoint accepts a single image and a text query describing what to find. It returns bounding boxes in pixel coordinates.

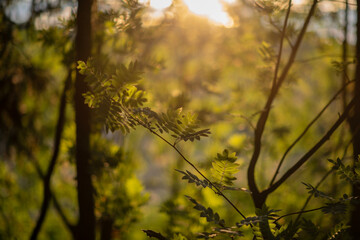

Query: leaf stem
[273,207,325,223]
[119,106,248,220]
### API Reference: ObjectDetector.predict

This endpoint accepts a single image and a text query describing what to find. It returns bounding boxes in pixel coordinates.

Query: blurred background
[0,0,357,239]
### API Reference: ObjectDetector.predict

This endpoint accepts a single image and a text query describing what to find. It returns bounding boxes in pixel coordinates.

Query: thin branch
[148,127,248,220]
[248,0,318,200]
[294,126,359,224]
[274,207,325,223]
[52,194,77,234]
[240,115,256,130]
[269,79,355,186]
[120,107,248,221]
[29,154,76,234]
[294,169,333,223]
[268,16,294,49]
[272,0,292,88]
[30,71,72,240]
[265,97,355,195]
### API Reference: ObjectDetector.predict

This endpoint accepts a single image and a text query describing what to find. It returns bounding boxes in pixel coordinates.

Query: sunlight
[140,0,235,27]
[292,0,305,5]
[149,0,172,10]
[183,0,234,27]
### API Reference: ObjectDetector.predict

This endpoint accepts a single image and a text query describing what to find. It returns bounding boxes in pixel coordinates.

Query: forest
[1,0,360,239]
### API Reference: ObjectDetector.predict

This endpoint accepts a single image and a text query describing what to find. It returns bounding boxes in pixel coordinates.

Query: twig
[269,80,355,186]
[248,0,318,202]
[52,195,76,234]
[120,106,248,221]
[240,115,256,130]
[295,169,333,223]
[155,131,247,220]
[265,97,355,195]
[274,207,325,223]
[294,125,359,224]
[272,0,292,88]
[268,16,294,49]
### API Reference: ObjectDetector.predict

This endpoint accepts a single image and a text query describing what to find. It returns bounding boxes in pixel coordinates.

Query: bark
[75,0,95,239]
[100,215,114,240]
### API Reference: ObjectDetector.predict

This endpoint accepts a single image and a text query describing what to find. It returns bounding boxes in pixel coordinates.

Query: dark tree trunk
[349,1,360,237]
[100,215,114,240]
[75,0,95,239]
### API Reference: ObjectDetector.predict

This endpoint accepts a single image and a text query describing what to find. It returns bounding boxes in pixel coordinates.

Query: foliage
[79,58,211,147]
[175,169,211,189]
[2,0,360,239]
[210,149,240,188]
[185,195,226,227]
[328,158,360,185]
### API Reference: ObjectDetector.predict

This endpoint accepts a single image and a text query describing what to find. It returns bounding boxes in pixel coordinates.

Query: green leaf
[211,149,240,187]
[185,195,225,227]
[175,169,211,189]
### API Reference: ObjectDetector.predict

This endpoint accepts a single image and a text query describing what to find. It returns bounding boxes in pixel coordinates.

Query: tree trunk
[100,215,114,240]
[75,0,95,239]
[349,1,360,237]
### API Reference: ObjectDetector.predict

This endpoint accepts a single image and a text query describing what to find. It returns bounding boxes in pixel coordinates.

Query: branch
[52,194,77,235]
[269,79,355,186]
[120,107,248,221]
[265,97,355,195]
[148,128,248,220]
[294,124,360,224]
[29,155,76,235]
[268,16,293,49]
[30,71,71,240]
[272,0,292,89]
[248,0,318,198]
[273,207,324,223]
[294,169,333,224]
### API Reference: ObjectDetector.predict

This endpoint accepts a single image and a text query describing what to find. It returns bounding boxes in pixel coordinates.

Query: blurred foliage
[1,0,359,239]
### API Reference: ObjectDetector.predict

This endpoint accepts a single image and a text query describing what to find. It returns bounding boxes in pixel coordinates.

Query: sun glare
[183,0,234,27]
[142,0,234,27]
[149,0,172,10]
[292,0,306,5]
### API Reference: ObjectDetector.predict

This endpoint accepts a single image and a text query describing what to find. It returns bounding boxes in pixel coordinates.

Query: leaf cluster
[175,169,212,189]
[79,59,211,145]
[78,59,145,133]
[211,149,240,188]
[139,108,211,144]
[328,158,360,185]
[303,181,358,216]
[185,195,225,227]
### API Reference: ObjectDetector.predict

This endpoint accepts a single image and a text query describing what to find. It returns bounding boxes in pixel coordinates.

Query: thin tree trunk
[349,0,360,237]
[75,0,95,239]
